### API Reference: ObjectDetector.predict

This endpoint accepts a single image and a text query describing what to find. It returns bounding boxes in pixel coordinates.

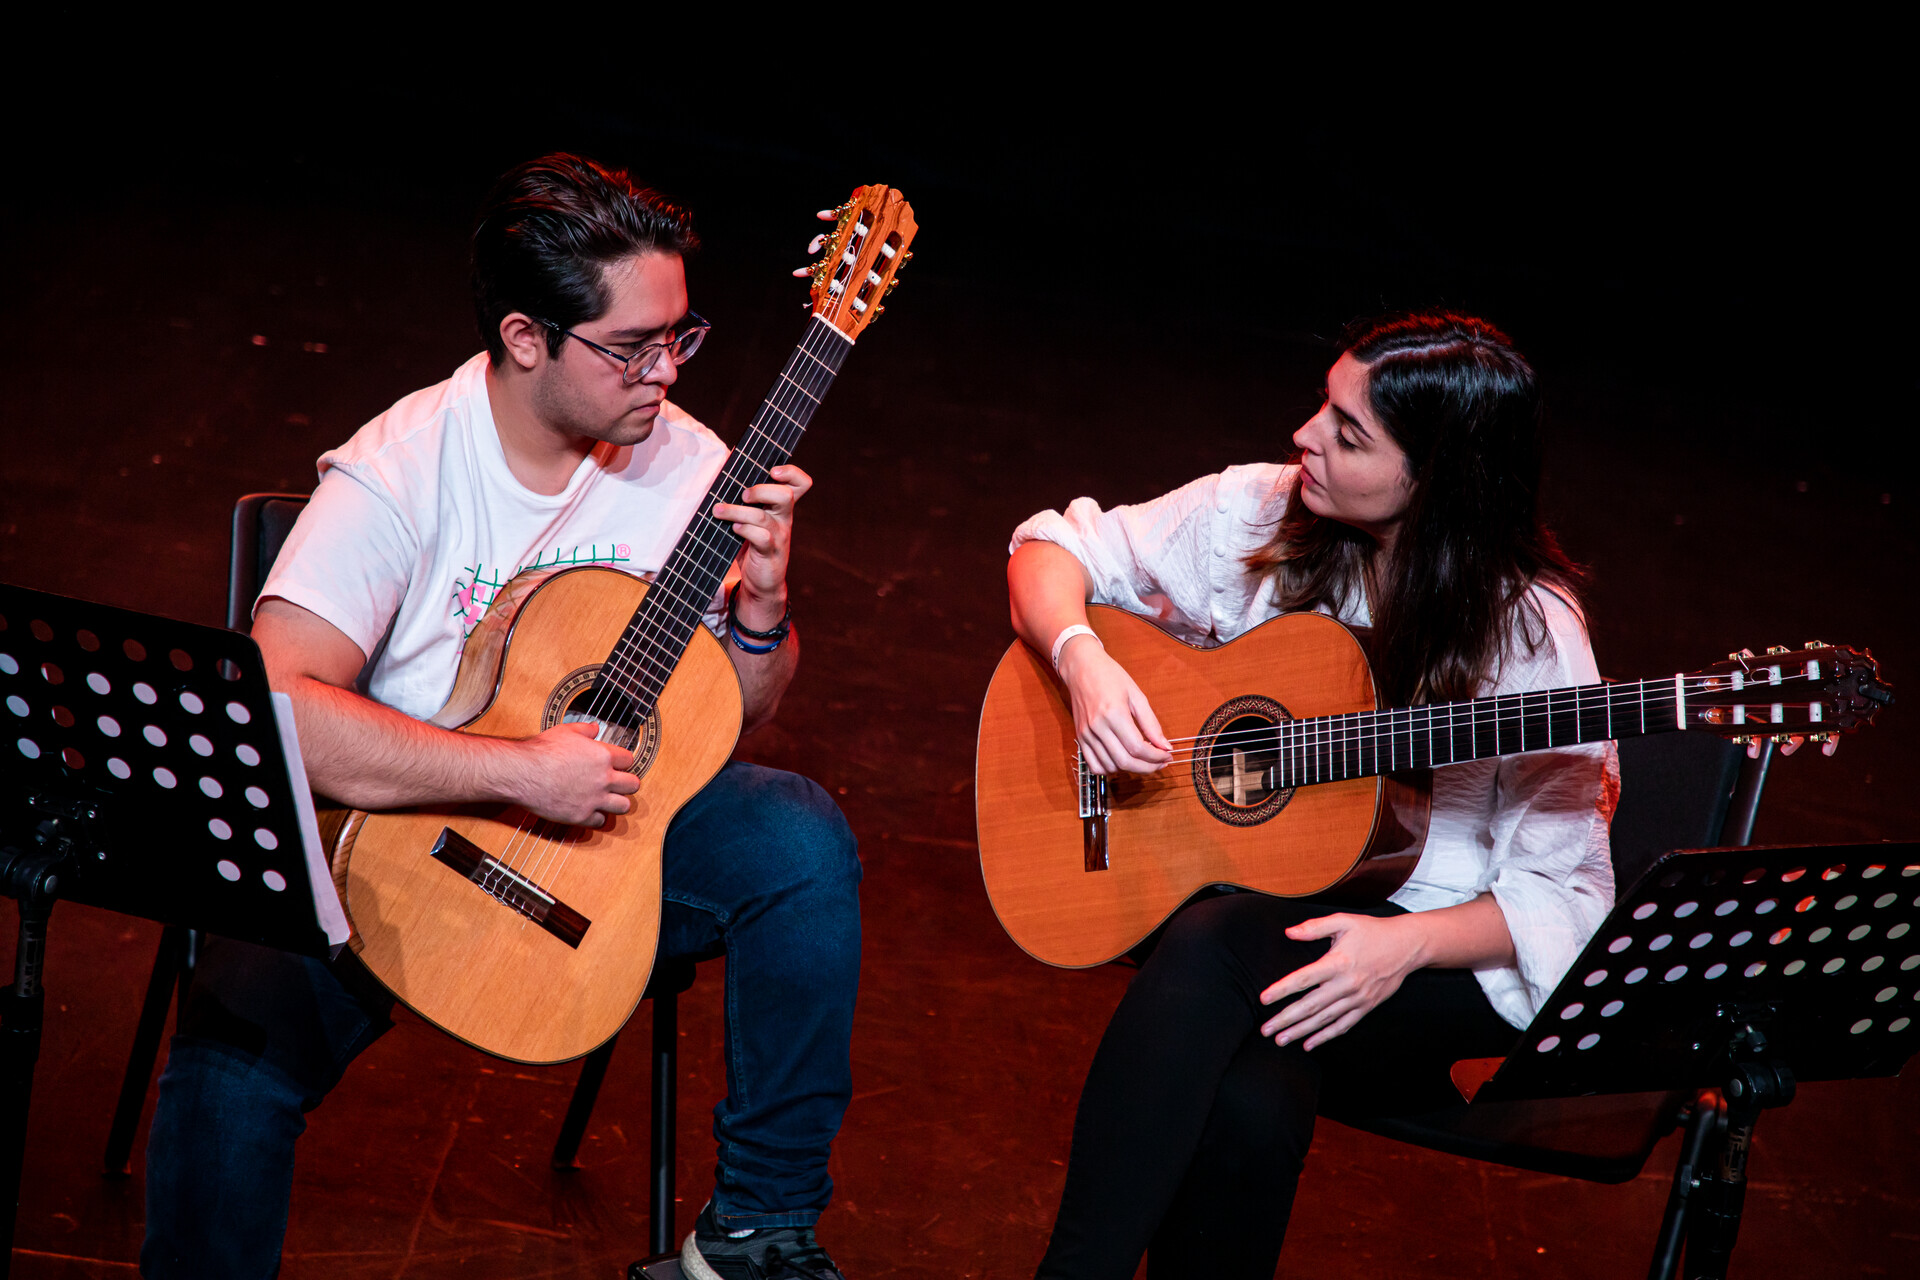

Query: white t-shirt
[1011,462,1620,1029]
[261,352,731,723]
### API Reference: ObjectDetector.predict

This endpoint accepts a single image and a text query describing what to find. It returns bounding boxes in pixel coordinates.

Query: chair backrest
[226,493,312,630]
[1610,733,1747,893]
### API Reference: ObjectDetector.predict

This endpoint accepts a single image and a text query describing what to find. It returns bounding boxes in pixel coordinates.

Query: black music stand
[0,582,345,1277]
[1459,841,1920,1279]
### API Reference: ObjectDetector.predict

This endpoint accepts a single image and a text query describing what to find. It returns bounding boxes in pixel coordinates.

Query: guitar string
[462,324,833,910]
[482,334,836,918]
[573,319,838,722]
[498,309,850,910]
[1112,670,1824,752]
[1073,672,1826,781]
[1125,690,1829,772]
[498,325,834,904]
[478,209,873,918]
[514,322,837,895]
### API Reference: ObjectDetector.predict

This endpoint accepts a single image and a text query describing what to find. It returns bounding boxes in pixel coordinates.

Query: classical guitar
[975,606,1892,968]
[324,186,918,1064]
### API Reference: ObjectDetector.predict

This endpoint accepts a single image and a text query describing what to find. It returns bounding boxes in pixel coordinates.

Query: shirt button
[1213,545,1226,557]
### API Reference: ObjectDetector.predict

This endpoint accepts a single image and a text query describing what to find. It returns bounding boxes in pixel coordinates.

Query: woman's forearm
[1403,894,1517,970]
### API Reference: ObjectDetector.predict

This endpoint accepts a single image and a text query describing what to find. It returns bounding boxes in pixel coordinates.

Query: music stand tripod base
[1,582,341,1278]
[1468,841,1920,1278]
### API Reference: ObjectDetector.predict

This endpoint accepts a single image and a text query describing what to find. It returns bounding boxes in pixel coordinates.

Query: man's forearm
[284,674,521,809]
[728,626,799,735]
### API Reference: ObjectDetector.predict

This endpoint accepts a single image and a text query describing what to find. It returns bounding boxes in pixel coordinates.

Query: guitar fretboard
[593,316,852,718]
[1265,677,1689,787]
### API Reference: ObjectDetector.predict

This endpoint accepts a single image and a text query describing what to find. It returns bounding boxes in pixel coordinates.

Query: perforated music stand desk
[1,581,346,1276]
[1463,841,1920,1278]
[1474,842,1920,1103]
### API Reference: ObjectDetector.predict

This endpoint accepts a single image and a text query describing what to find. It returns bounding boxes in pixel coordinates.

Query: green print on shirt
[450,542,634,637]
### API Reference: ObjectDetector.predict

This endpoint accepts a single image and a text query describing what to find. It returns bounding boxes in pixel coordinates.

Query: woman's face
[1292,352,1415,552]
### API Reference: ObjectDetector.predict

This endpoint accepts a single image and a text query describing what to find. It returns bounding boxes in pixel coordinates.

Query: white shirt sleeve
[257,466,419,662]
[1008,472,1232,643]
[1471,592,1621,1026]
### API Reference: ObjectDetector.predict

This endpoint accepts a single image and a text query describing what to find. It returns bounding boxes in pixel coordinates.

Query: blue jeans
[142,762,861,1279]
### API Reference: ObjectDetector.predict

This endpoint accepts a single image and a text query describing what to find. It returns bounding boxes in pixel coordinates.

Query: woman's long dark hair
[1245,312,1585,705]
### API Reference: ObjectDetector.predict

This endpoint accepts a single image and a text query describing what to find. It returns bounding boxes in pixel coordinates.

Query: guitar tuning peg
[1730,734,1753,745]
[1765,645,1791,655]
[1804,639,1830,649]
[808,234,828,255]
[791,267,812,278]
[884,278,900,295]
[1769,733,1796,745]
[816,209,836,221]
[1728,649,1755,662]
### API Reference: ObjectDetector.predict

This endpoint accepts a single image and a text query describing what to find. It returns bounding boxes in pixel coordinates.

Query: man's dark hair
[471,153,699,364]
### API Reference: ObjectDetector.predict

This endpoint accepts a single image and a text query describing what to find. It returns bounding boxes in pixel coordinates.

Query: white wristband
[1050,624,1101,672]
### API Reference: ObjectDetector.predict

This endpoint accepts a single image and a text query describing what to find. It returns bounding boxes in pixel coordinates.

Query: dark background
[1,72,1913,1277]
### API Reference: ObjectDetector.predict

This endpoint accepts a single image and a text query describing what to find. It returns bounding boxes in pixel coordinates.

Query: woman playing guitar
[1009,312,1614,1278]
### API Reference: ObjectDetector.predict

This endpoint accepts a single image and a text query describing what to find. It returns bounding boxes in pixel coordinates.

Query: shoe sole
[679,1232,724,1280]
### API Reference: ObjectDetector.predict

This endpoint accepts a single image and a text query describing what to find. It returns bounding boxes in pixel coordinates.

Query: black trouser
[1036,893,1518,1280]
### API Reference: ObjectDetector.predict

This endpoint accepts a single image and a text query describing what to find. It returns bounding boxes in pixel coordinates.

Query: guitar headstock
[1684,643,1894,743]
[804,184,918,341]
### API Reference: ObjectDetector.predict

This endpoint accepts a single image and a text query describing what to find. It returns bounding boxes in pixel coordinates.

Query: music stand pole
[0,582,347,1277]
[1466,841,1920,1280]
[0,844,60,1272]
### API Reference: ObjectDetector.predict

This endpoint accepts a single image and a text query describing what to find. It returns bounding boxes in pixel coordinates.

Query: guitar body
[976,606,1429,968]
[314,183,919,1064]
[331,566,743,1064]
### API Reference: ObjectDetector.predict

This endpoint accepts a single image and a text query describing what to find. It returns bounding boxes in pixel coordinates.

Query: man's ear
[499,313,548,372]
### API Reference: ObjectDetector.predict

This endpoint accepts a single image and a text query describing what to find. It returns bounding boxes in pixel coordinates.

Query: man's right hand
[1056,637,1174,775]
[508,722,640,827]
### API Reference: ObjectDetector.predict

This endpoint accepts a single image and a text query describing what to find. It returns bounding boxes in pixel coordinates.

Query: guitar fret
[1268,673,1693,792]
[602,315,851,717]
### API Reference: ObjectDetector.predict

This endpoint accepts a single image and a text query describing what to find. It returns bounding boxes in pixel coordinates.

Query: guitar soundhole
[1192,695,1294,827]
[543,665,661,778]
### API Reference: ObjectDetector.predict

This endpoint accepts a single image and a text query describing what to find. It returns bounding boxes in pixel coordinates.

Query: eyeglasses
[534,311,710,384]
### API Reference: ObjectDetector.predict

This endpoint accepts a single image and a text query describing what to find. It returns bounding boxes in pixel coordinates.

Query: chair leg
[552,1034,620,1171]
[650,989,679,1257]
[104,925,191,1178]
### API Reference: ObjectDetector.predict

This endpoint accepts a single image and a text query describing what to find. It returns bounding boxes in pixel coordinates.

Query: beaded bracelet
[727,583,792,653]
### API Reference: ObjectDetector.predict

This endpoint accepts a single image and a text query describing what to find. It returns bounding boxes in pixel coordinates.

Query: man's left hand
[713,463,810,627]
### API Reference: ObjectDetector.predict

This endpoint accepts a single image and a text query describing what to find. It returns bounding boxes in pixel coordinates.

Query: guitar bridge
[1077,751,1110,872]
[430,827,591,948]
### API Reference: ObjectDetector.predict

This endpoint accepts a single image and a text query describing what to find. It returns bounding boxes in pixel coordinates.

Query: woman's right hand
[1056,636,1174,774]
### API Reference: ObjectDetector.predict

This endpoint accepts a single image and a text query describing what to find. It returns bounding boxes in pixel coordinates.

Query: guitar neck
[599,315,853,716]
[1275,675,1693,785]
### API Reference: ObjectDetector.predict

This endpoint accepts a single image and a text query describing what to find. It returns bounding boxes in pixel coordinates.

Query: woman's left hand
[1259,913,1424,1051]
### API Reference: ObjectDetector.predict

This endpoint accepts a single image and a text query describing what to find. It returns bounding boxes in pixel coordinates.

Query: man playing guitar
[142,154,860,1280]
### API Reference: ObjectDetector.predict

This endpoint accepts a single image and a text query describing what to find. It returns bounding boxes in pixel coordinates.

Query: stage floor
[2,121,1914,1279]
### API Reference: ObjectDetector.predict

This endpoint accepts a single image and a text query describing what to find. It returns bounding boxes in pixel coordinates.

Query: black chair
[1321,731,1773,1275]
[105,493,704,1256]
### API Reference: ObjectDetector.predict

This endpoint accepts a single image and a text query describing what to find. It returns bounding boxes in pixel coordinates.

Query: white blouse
[1010,461,1619,1029]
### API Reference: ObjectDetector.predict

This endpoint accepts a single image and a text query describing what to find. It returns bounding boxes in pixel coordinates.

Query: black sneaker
[678,1202,847,1280]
